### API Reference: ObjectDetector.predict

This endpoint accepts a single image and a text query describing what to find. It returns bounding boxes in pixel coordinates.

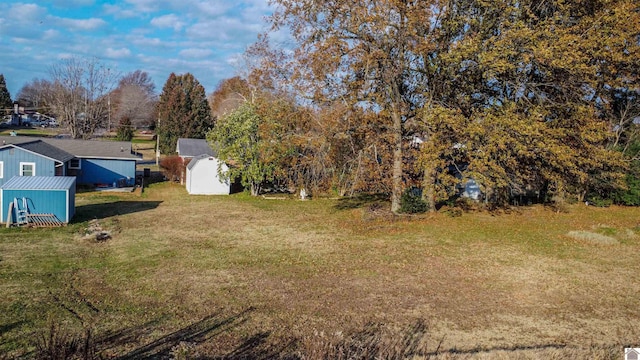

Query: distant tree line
[15,58,157,140]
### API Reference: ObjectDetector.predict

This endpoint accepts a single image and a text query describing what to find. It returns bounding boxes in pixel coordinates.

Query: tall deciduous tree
[156,73,213,154]
[119,70,156,95]
[0,74,12,115]
[16,78,52,111]
[47,57,117,139]
[265,0,634,209]
[442,0,635,204]
[111,71,157,131]
[269,0,441,212]
[208,102,277,196]
[208,76,251,119]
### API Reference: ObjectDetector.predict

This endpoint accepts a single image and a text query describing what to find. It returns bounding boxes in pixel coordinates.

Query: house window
[20,162,36,176]
[0,161,3,178]
[69,158,81,169]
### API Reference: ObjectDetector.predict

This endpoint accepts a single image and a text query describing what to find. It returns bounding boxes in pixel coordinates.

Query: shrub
[586,195,613,207]
[549,195,570,213]
[160,155,185,182]
[34,321,96,360]
[613,172,640,206]
[400,187,428,214]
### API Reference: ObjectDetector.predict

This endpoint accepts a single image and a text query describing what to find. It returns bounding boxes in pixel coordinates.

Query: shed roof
[176,138,216,158]
[186,154,217,171]
[1,176,76,190]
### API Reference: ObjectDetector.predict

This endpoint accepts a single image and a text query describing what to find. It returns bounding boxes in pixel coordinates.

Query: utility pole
[156,117,160,166]
[107,94,111,134]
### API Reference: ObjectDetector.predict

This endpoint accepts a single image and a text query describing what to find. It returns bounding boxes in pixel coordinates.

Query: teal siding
[0,176,75,224]
[0,147,57,186]
[74,158,136,186]
[1,190,69,223]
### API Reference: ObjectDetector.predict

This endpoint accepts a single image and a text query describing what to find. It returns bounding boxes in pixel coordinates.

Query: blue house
[0,136,140,187]
[43,137,140,186]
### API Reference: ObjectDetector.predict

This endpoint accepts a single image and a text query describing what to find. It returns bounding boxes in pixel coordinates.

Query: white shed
[185,154,230,195]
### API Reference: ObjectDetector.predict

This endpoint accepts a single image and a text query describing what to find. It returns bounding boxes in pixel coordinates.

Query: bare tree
[47,57,118,139]
[112,83,156,129]
[16,78,53,111]
[118,70,155,95]
[109,70,157,131]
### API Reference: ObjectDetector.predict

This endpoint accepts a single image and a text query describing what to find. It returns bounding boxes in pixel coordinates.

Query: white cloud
[179,48,213,58]
[186,18,261,43]
[51,0,95,6]
[150,14,185,32]
[124,0,165,13]
[102,4,137,19]
[192,1,232,17]
[56,17,107,31]
[42,29,60,40]
[58,53,76,60]
[0,3,48,40]
[105,47,132,59]
[7,3,47,20]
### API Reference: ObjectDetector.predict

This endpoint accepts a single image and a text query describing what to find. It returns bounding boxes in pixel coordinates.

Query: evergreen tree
[156,73,212,154]
[116,116,134,141]
[0,74,12,115]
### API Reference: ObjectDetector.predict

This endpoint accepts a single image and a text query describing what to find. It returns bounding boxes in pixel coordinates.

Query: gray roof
[1,176,76,190]
[176,138,216,158]
[17,141,75,163]
[186,153,217,171]
[43,138,140,160]
[0,135,140,160]
[0,135,41,146]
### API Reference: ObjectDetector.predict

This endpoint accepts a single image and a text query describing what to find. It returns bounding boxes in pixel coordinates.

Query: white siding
[186,157,230,195]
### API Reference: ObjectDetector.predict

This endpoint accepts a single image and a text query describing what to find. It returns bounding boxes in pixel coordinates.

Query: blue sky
[0,0,276,97]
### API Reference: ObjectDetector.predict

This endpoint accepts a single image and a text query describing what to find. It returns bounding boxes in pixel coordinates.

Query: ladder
[13,198,29,225]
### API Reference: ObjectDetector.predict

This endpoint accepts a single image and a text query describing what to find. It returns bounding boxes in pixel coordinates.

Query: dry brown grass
[1,184,639,359]
[566,230,619,245]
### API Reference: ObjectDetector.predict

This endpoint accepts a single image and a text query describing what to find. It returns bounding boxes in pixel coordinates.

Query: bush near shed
[160,155,189,182]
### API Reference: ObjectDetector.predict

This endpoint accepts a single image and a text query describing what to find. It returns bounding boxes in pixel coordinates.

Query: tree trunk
[390,107,403,214]
[250,182,260,196]
[422,165,436,212]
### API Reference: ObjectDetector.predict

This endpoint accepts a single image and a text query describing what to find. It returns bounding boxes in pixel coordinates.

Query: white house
[185,154,230,195]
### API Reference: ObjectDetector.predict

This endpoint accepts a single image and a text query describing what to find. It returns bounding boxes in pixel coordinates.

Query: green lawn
[0,183,639,359]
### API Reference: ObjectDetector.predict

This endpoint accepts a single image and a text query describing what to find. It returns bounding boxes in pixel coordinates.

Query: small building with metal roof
[176,138,215,159]
[1,176,76,225]
[185,154,230,195]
